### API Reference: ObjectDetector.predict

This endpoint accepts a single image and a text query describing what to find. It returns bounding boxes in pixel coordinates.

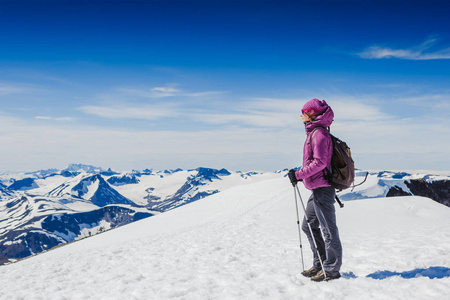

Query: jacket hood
[304,101,334,132]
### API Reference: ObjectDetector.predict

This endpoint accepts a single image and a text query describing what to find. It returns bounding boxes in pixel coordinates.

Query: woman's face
[301,111,314,123]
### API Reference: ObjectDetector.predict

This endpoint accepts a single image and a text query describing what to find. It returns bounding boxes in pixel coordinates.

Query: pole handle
[335,195,344,208]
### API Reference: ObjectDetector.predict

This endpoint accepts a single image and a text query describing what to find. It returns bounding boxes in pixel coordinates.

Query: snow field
[112,171,192,205]
[0,177,450,299]
[113,170,280,206]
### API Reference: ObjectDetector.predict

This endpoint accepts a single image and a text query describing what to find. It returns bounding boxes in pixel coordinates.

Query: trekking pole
[293,186,305,271]
[294,184,327,280]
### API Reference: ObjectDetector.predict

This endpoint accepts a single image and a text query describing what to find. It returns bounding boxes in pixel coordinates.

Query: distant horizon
[1,162,450,177]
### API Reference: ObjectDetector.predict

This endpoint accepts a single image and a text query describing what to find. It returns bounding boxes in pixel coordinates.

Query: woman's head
[302,98,328,118]
[301,98,333,125]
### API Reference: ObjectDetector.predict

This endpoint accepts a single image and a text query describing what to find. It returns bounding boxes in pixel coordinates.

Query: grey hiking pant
[302,186,342,276]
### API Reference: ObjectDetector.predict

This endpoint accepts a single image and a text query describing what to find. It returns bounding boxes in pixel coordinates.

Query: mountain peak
[64,164,103,173]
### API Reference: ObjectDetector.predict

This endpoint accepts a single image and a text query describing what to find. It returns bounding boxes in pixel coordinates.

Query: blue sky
[0,0,449,172]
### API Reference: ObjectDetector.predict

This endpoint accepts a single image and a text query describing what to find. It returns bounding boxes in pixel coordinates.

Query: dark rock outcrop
[387,179,450,207]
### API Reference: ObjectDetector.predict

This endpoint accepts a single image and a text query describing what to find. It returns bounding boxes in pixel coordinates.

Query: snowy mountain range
[0,169,449,299]
[0,164,449,266]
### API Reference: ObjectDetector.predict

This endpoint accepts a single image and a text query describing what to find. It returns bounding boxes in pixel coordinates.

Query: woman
[289,98,342,282]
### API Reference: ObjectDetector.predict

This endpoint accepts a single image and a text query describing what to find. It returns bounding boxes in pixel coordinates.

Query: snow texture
[0,177,449,299]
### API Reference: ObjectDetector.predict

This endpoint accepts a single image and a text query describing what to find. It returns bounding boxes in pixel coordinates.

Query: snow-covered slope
[0,177,449,299]
[110,168,277,208]
[0,167,281,262]
[1,167,449,264]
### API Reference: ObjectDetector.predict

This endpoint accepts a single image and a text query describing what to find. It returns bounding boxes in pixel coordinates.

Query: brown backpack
[311,127,355,192]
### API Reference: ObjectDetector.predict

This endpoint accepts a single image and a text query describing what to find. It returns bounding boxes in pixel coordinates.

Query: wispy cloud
[79,104,179,120]
[190,97,302,128]
[150,86,180,97]
[332,99,390,122]
[358,38,450,60]
[79,85,229,120]
[193,112,293,128]
[2,90,450,172]
[35,116,76,122]
[397,93,450,103]
[0,83,34,95]
[116,86,228,99]
[79,95,393,129]
[116,86,181,98]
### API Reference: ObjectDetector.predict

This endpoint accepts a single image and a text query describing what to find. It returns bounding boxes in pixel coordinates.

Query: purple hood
[295,100,334,190]
[304,99,334,133]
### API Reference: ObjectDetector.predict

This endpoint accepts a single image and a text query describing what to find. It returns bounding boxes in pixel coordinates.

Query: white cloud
[2,111,448,172]
[151,86,180,93]
[0,113,23,128]
[396,94,450,109]
[193,112,295,127]
[191,98,301,128]
[35,116,76,122]
[184,91,228,97]
[240,97,392,126]
[0,117,303,172]
[330,99,389,122]
[79,86,230,121]
[79,104,179,120]
[78,95,427,132]
[116,86,228,99]
[0,83,34,95]
[2,91,450,172]
[358,38,450,60]
[80,94,299,126]
[113,87,176,98]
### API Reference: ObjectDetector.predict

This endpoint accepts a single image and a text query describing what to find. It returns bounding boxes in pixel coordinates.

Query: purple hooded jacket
[295,99,334,190]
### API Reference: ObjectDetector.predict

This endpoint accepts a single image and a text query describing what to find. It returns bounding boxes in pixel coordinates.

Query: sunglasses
[302,108,318,115]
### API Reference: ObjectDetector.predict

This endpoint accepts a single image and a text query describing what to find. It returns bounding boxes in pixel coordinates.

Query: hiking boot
[311,271,341,282]
[301,267,320,278]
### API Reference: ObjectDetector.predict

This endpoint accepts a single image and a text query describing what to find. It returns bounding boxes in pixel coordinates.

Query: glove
[288,169,299,186]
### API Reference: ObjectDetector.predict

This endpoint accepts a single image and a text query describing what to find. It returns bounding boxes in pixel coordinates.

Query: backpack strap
[309,126,333,184]
[308,126,328,144]
[308,126,330,150]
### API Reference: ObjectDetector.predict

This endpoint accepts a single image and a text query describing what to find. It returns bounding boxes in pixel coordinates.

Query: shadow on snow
[341,267,450,280]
